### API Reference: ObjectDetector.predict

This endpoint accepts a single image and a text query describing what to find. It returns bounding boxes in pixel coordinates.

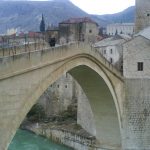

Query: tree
[27,103,45,121]
[40,14,45,32]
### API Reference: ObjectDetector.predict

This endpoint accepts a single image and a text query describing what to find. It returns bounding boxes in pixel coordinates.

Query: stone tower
[135,0,150,33]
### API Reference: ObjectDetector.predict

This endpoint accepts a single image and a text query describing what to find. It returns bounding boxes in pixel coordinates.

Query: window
[57,84,59,88]
[147,13,150,17]
[65,85,68,88]
[89,29,92,33]
[110,49,113,54]
[104,50,106,54]
[137,62,143,71]
[110,58,113,63]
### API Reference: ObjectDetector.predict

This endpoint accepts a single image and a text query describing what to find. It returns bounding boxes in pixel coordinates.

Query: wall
[38,73,76,116]
[0,42,49,57]
[123,34,150,149]
[123,36,150,78]
[95,40,124,72]
[135,0,150,33]
[30,125,99,150]
[85,22,99,43]
[122,79,150,150]
[59,23,78,44]
[59,22,98,44]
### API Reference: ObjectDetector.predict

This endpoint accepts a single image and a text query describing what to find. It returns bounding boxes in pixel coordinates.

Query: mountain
[0,0,88,33]
[0,0,135,34]
[91,6,135,26]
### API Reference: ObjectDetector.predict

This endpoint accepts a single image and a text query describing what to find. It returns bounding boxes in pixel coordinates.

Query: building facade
[94,35,131,71]
[46,26,59,44]
[135,0,150,33]
[124,27,150,78]
[59,17,99,44]
[122,26,150,150]
[106,23,134,36]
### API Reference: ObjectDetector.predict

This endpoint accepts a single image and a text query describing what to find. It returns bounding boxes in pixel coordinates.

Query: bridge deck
[0,42,123,81]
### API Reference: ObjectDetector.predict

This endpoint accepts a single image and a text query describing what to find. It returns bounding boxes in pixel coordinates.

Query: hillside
[0,0,88,33]
[91,6,135,26]
[0,0,135,34]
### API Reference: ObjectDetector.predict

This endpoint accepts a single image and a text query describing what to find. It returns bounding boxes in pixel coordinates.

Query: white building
[106,23,135,36]
[94,35,131,71]
[7,28,17,35]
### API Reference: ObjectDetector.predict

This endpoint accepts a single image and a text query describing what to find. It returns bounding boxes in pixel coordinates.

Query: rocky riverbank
[21,119,100,150]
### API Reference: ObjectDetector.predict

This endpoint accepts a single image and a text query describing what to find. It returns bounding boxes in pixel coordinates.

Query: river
[8,129,72,150]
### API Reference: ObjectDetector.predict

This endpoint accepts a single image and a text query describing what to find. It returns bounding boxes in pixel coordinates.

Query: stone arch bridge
[0,42,125,150]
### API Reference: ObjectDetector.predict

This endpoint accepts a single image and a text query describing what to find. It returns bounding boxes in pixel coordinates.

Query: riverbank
[21,120,100,150]
[8,129,72,150]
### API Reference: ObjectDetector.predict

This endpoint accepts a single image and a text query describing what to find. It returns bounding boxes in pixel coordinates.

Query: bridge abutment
[122,79,150,150]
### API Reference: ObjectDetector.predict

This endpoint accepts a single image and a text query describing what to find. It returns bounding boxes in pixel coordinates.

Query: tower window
[89,29,92,33]
[137,62,143,71]
[147,14,150,17]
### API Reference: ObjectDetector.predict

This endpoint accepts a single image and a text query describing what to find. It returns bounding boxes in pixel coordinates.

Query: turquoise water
[8,129,72,150]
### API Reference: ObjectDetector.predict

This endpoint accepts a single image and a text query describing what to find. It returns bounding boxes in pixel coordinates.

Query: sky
[13,0,135,15]
[69,0,135,15]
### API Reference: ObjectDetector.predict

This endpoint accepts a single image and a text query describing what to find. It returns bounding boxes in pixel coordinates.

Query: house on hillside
[94,34,131,71]
[59,17,99,44]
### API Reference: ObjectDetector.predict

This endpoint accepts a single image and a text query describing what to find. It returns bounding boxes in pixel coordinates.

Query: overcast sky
[69,0,135,15]
[15,0,135,15]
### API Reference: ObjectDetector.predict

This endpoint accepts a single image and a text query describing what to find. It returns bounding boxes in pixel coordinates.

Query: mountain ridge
[0,1,135,34]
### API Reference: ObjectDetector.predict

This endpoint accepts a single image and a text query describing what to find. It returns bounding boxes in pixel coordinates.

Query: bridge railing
[91,46,123,74]
[0,41,123,80]
[80,42,123,78]
[0,36,49,57]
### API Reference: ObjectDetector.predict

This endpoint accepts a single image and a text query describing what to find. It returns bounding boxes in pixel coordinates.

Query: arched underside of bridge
[0,55,124,150]
[69,65,122,149]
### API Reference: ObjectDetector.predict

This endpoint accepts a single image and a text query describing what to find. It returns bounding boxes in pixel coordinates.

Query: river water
[8,129,72,150]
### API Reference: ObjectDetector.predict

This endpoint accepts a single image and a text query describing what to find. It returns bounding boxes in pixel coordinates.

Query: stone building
[46,25,59,44]
[38,73,76,116]
[123,25,150,149]
[37,73,96,136]
[94,35,131,71]
[135,0,150,33]
[123,27,150,78]
[106,23,135,36]
[59,17,99,44]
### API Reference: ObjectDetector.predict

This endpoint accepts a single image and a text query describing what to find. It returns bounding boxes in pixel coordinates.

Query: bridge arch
[0,43,124,150]
[4,55,124,149]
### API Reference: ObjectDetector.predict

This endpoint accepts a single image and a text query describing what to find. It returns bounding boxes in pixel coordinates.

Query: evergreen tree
[40,14,45,32]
